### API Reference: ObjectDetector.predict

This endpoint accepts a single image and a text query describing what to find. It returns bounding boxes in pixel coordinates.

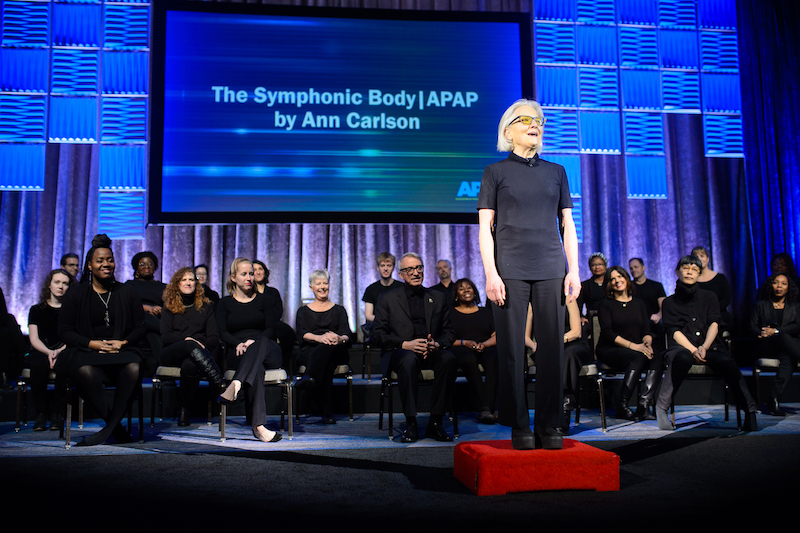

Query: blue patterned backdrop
[0,0,797,362]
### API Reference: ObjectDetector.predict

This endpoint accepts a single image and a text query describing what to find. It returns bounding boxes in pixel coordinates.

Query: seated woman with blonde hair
[160,267,224,426]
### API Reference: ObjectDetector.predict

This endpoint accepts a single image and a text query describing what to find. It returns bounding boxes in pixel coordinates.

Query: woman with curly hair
[751,272,800,416]
[160,267,223,426]
[26,269,76,430]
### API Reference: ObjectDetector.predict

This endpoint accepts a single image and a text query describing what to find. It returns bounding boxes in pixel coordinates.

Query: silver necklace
[96,290,111,328]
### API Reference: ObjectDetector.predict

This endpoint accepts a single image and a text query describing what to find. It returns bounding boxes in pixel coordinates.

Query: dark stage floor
[2,404,799,531]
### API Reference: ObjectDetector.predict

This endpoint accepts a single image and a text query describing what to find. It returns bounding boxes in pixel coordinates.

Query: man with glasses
[655,255,757,431]
[372,252,458,442]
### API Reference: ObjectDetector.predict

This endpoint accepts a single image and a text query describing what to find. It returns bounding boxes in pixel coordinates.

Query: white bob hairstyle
[308,269,330,286]
[496,99,545,154]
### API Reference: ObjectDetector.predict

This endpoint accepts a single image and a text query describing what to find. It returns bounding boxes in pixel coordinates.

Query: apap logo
[456,181,481,199]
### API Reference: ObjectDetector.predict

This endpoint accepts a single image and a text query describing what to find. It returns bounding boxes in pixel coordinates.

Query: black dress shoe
[177,407,191,427]
[400,420,418,443]
[511,427,536,450]
[765,397,786,417]
[33,413,47,431]
[534,427,563,450]
[294,375,317,391]
[425,421,454,442]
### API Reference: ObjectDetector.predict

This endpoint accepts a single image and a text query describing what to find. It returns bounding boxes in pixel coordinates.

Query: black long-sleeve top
[295,304,352,353]
[58,281,145,349]
[597,297,651,350]
[451,306,495,343]
[662,283,724,350]
[161,302,220,351]
[215,292,281,347]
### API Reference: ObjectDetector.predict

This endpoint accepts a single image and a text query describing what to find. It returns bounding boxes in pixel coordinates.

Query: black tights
[73,362,140,445]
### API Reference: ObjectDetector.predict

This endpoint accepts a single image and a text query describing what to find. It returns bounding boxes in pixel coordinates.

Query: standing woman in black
[56,234,145,446]
[750,273,800,416]
[160,267,224,426]
[595,266,662,421]
[27,269,75,430]
[216,257,283,443]
[478,99,581,450]
[294,269,352,424]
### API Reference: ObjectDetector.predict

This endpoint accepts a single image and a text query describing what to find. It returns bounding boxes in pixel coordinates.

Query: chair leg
[150,377,158,427]
[137,383,144,443]
[219,404,226,442]
[378,378,387,430]
[348,374,354,421]
[597,377,607,432]
[387,382,394,440]
[15,379,24,432]
[754,368,762,411]
[286,382,293,439]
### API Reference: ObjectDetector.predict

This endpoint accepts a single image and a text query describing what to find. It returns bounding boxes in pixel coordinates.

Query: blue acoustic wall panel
[0,47,49,92]
[620,69,662,110]
[659,0,697,29]
[701,72,741,113]
[542,153,581,197]
[624,112,665,155]
[579,67,618,108]
[98,190,145,240]
[51,48,98,94]
[99,144,146,190]
[626,155,668,198]
[0,94,46,141]
[703,114,743,157]
[534,22,576,64]
[576,0,616,25]
[579,110,621,153]
[51,2,101,47]
[535,0,576,22]
[1,1,50,47]
[577,25,617,66]
[101,96,147,142]
[698,0,737,30]
[104,5,150,49]
[662,70,701,112]
[659,28,699,69]
[617,0,658,25]
[536,66,578,107]
[700,30,739,71]
[48,95,97,142]
[102,50,148,94]
[619,27,659,69]
[541,108,579,152]
[0,143,45,190]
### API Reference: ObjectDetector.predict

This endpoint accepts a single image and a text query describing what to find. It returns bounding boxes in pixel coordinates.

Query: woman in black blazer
[751,273,800,416]
[57,234,145,446]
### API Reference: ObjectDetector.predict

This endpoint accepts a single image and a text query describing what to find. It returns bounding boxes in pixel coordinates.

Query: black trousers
[451,345,498,412]
[226,337,282,427]
[386,348,457,419]
[297,343,350,415]
[159,340,209,409]
[494,278,564,430]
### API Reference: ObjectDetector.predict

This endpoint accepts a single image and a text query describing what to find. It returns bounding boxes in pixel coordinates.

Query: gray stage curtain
[0,0,765,355]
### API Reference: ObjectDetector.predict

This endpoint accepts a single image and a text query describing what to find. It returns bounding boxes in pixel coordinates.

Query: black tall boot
[636,369,661,420]
[616,370,638,421]
[189,347,224,392]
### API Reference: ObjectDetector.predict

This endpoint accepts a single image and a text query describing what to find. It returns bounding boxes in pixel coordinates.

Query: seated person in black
[692,246,733,334]
[194,264,220,305]
[361,252,400,339]
[430,259,456,306]
[294,269,352,424]
[596,266,662,421]
[655,255,757,431]
[578,252,608,326]
[26,269,75,430]
[449,278,498,424]
[57,234,145,446]
[0,286,27,391]
[125,251,167,373]
[750,272,800,416]
[253,259,296,373]
[216,257,283,443]
[372,252,457,443]
[160,267,223,426]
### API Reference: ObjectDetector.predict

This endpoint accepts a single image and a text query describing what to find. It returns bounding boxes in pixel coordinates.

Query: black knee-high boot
[189,347,224,391]
[616,370,638,421]
[636,369,661,420]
